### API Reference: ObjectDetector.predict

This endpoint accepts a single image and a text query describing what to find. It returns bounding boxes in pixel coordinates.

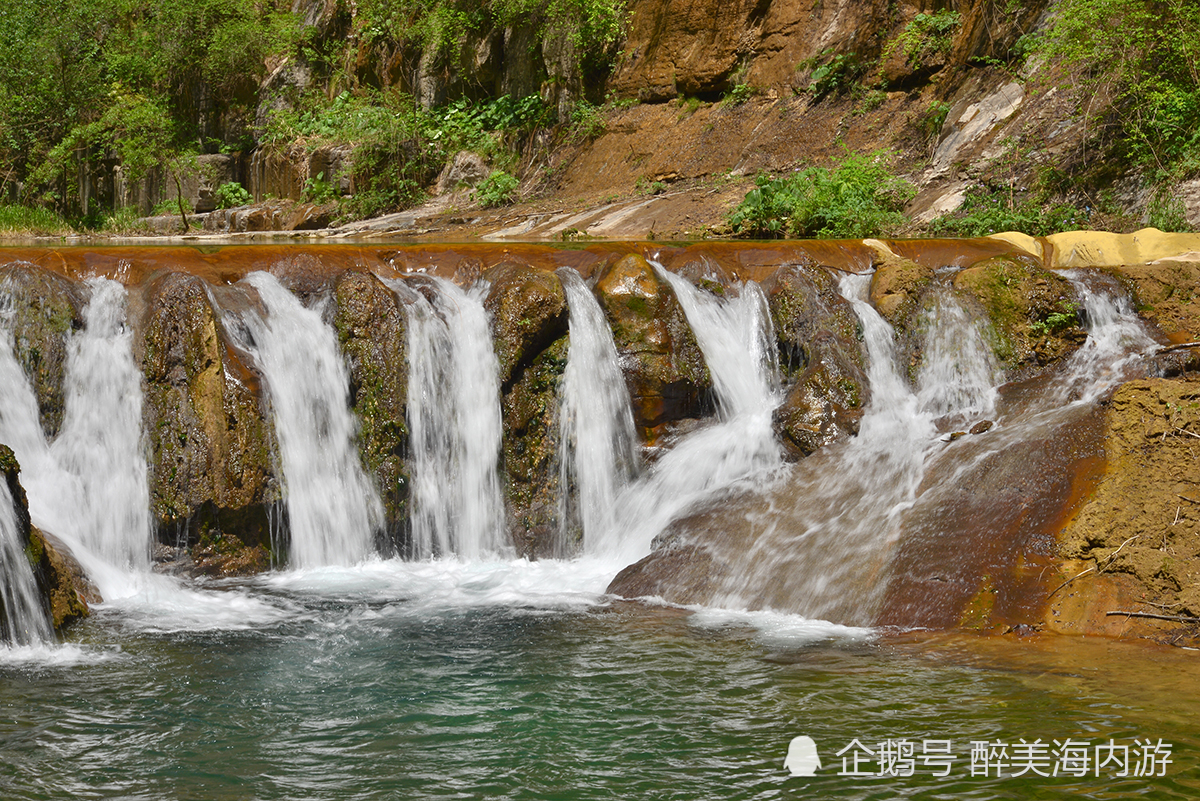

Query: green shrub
[727,150,914,239]
[805,51,862,99]
[474,170,519,207]
[884,9,962,68]
[926,188,1088,237]
[214,181,252,209]
[302,172,337,204]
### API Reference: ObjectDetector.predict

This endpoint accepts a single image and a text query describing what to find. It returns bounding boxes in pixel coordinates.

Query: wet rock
[869,253,935,334]
[139,271,276,576]
[970,420,993,434]
[952,254,1084,377]
[285,202,339,231]
[28,528,100,630]
[0,262,86,438]
[483,262,568,388]
[2,445,95,630]
[764,264,867,458]
[332,270,410,553]
[501,336,569,558]
[594,254,712,435]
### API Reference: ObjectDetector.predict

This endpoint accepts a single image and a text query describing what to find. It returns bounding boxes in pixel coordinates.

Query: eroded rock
[594,253,712,436]
[764,264,867,458]
[139,271,276,576]
[483,262,568,388]
[332,270,410,553]
[0,262,85,438]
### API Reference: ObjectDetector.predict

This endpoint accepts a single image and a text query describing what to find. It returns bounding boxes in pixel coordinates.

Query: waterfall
[53,279,153,574]
[610,267,783,561]
[1051,270,1158,404]
[0,480,53,646]
[400,277,507,560]
[0,279,151,599]
[916,291,1001,421]
[243,272,383,569]
[700,277,1003,621]
[556,268,639,555]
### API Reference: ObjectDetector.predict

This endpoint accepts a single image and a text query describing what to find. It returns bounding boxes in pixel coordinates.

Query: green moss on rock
[332,270,410,553]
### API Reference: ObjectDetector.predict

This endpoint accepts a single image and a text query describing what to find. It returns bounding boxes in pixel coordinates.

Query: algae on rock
[593,253,712,438]
[332,270,411,554]
[139,271,276,576]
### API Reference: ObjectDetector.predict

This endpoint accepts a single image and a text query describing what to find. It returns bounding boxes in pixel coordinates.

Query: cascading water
[1051,269,1159,404]
[696,276,1002,622]
[399,276,507,560]
[916,287,1002,422]
[0,278,151,598]
[556,268,639,555]
[0,480,53,646]
[243,272,383,569]
[609,266,783,562]
[54,279,153,574]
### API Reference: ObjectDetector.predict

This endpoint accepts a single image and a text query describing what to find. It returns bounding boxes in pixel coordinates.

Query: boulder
[139,272,277,576]
[0,262,86,438]
[763,264,867,458]
[332,270,410,554]
[952,254,1084,376]
[482,261,568,388]
[594,254,712,436]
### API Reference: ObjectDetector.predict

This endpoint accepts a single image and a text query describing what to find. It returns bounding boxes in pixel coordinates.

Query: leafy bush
[926,188,1088,237]
[214,181,251,209]
[302,172,338,204]
[1044,0,1200,179]
[474,171,520,207]
[727,150,914,239]
[806,51,862,99]
[886,9,962,67]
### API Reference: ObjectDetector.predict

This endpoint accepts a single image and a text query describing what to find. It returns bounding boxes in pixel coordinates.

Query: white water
[243,272,383,569]
[607,267,784,562]
[699,277,1000,621]
[0,480,53,645]
[557,268,639,555]
[917,290,1002,421]
[0,278,151,600]
[400,277,507,560]
[1051,270,1158,404]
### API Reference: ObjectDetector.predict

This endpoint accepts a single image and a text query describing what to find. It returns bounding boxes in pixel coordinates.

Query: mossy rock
[28,527,96,630]
[501,335,569,558]
[139,271,277,574]
[953,255,1084,376]
[332,270,410,554]
[594,254,712,434]
[482,261,568,389]
[0,262,85,438]
[763,264,868,458]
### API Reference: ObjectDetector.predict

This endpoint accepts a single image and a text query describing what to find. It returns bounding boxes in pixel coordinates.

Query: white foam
[686,606,875,647]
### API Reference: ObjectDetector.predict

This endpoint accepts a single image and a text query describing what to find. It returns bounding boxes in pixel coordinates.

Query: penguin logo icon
[784,735,822,776]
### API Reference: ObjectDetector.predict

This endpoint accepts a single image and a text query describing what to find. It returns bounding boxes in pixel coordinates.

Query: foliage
[723,83,753,106]
[919,100,952,141]
[474,170,520,207]
[1030,303,1080,336]
[0,204,73,236]
[1043,0,1200,179]
[303,172,338,204]
[926,187,1089,237]
[570,100,607,139]
[884,9,962,68]
[1147,190,1192,232]
[806,51,863,100]
[727,150,915,239]
[214,182,252,209]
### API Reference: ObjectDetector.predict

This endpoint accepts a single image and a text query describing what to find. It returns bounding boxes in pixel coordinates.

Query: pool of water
[1,559,1197,800]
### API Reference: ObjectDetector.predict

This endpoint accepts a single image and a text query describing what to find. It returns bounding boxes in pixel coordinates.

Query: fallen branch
[1178,494,1200,504]
[1155,341,1200,355]
[1106,610,1200,623]
[1047,535,1141,598]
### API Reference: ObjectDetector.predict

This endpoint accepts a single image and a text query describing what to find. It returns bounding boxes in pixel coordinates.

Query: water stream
[243,271,384,568]
[399,276,507,560]
[557,268,639,555]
